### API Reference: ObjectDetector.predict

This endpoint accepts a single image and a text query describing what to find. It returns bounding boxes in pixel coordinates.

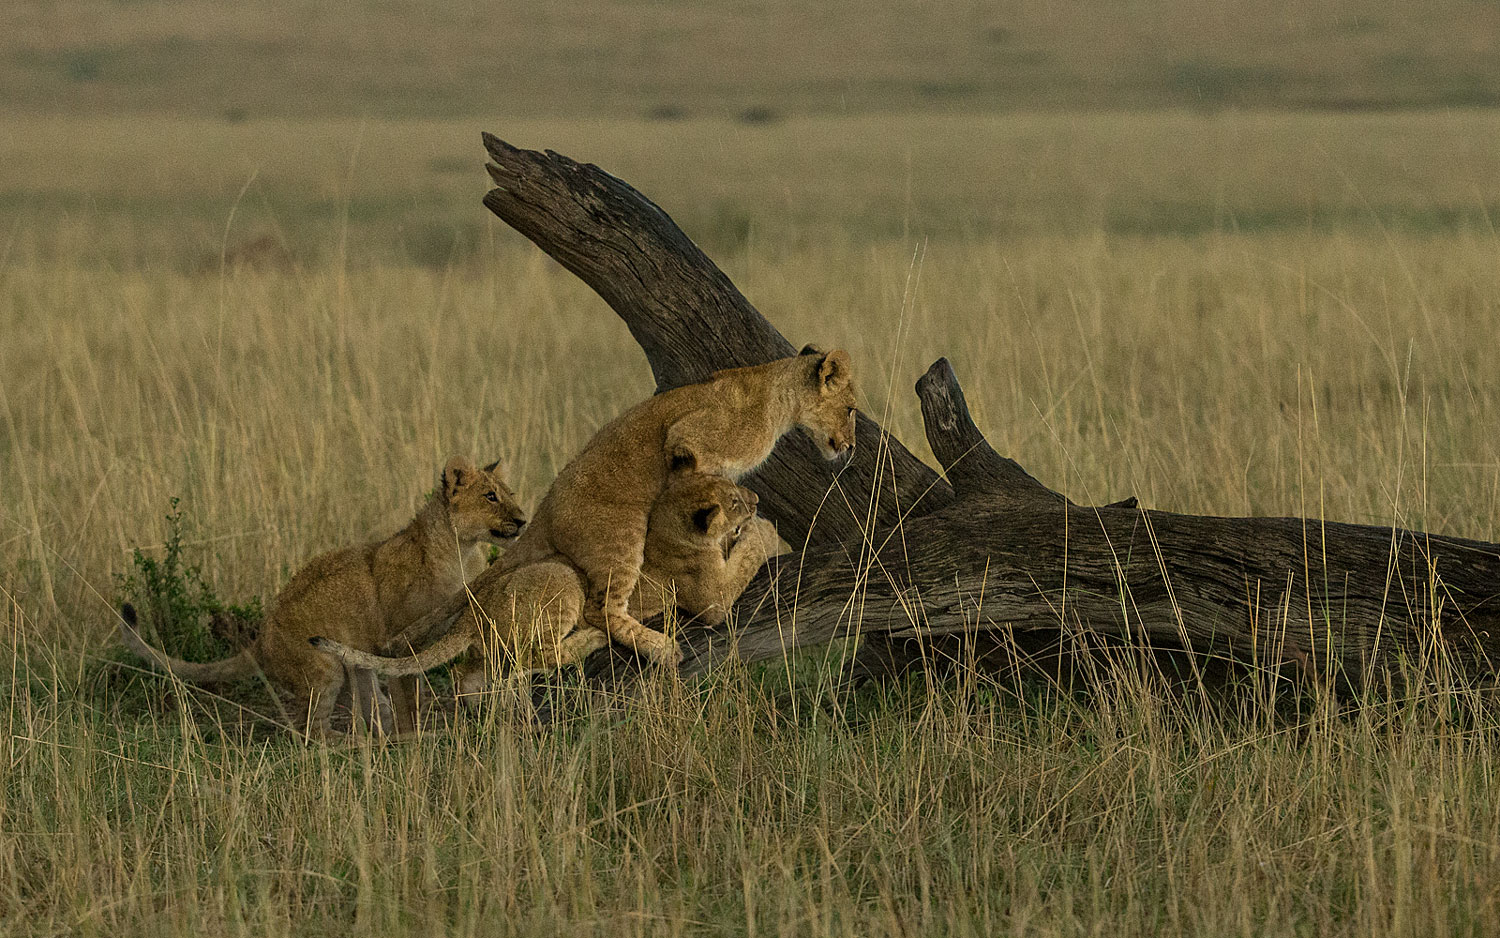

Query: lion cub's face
[797,346,858,462]
[658,472,759,549]
[441,456,527,544]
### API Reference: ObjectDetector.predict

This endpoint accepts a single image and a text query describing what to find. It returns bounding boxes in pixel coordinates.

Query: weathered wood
[479,134,1500,690]
[684,497,1500,684]
[481,134,952,547]
[681,355,1500,683]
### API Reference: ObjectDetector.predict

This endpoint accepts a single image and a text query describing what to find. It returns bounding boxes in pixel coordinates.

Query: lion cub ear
[442,456,476,499]
[481,458,505,476]
[816,349,852,394]
[692,504,722,534]
[666,443,698,474]
[799,343,827,357]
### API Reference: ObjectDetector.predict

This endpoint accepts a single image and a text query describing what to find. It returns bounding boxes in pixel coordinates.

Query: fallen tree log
[480,134,1500,689]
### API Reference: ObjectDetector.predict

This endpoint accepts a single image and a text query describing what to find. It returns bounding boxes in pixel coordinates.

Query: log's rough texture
[916,357,1068,506]
[481,133,1500,688]
[685,498,1500,679]
[481,134,951,548]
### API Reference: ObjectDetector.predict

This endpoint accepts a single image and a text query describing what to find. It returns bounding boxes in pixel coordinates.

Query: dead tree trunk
[481,134,950,548]
[480,134,1500,689]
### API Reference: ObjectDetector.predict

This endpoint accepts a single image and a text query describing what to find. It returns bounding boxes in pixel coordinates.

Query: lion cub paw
[639,632,683,666]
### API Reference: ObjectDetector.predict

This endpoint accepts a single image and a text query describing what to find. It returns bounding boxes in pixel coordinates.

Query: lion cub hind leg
[553,506,678,665]
[508,626,611,685]
[579,543,679,665]
[345,665,395,736]
[550,626,610,669]
[387,675,421,734]
[453,563,605,702]
[502,562,586,661]
[585,573,679,665]
[260,624,348,739]
[284,666,345,741]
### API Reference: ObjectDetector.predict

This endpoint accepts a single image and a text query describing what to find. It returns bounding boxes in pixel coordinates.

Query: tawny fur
[118,456,525,738]
[492,348,856,664]
[312,473,780,696]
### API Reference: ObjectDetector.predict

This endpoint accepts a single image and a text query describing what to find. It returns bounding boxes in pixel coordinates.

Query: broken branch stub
[915,357,1069,505]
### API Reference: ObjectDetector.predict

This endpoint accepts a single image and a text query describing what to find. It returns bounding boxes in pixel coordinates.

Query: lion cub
[311,472,779,696]
[494,347,856,664]
[119,456,526,738]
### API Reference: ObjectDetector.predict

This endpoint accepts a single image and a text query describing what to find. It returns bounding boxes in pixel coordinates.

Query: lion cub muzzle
[491,515,527,541]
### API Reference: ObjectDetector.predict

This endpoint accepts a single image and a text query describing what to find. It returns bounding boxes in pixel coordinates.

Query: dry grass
[4,110,1500,935]
[9,110,1500,267]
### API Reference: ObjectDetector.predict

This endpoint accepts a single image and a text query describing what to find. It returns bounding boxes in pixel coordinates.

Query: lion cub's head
[440,456,527,544]
[795,345,858,462]
[652,472,759,553]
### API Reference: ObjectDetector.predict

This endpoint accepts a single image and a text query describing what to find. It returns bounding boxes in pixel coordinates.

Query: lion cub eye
[484,492,499,503]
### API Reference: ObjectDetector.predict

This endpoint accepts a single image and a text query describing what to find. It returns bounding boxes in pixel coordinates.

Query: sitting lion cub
[311,472,779,696]
[495,346,856,664]
[118,457,526,738]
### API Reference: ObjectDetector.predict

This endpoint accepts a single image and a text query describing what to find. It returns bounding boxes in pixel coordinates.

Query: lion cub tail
[118,603,259,683]
[309,625,475,677]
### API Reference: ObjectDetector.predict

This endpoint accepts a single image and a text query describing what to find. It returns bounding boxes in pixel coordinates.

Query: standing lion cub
[312,472,779,695]
[118,456,526,738]
[494,346,856,664]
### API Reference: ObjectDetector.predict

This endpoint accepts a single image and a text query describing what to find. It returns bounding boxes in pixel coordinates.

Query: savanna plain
[7,6,1500,935]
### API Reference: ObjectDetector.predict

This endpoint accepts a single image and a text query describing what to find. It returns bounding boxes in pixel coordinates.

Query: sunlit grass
[3,111,1500,935]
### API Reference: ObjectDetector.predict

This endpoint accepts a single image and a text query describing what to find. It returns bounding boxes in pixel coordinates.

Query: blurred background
[6,0,1500,267]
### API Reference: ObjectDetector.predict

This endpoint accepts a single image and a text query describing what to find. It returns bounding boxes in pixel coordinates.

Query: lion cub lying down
[493,346,857,665]
[311,472,778,696]
[119,457,525,738]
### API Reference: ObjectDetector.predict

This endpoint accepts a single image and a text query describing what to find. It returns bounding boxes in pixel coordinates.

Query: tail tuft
[115,602,257,684]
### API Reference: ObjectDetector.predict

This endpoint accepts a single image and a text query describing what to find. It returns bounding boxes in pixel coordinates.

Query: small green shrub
[90,499,268,727]
[112,497,259,662]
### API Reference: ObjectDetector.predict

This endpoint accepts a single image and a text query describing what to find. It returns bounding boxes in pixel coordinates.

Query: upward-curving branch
[481,134,951,548]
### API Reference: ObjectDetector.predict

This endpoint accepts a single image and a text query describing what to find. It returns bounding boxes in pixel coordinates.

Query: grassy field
[7,16,1500,931]
[10,109,1500,266]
